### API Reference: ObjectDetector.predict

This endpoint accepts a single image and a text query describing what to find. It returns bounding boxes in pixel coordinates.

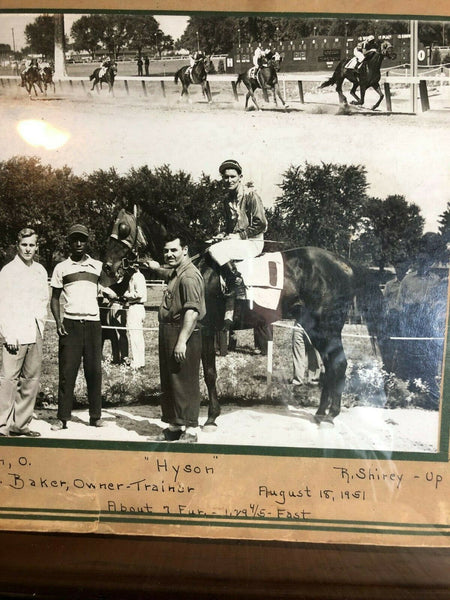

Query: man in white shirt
[0,228,48,437]
[124,263,147,370]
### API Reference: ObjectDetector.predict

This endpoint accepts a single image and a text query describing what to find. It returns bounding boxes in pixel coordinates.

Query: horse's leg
[335,78,348,105]
[204,81,212,103]
[370,84,384,110]
[349,81,361,104]
[201,332,220,429]
[315,336,347,424]
[246,83,260,111]
[275,84,289,109]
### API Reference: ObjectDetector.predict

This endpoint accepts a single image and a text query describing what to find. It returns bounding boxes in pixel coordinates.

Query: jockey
[20,57,37,87]
[99,56,112,77]
[253,43,265,68]
[38,58,51,77]
[189,50,204,68]
[353,35,377,69]
[208,159,267,323]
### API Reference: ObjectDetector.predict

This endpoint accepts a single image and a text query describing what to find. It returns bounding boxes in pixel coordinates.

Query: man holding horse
[157,233,206,443]
[207,159,267,324]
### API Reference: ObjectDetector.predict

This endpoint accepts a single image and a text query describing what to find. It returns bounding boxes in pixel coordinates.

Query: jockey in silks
[252,44,272,86]
[208,159,268,327]
[20,57,38,87]
[187,50,205,81]
[38,58,51,78]
[189,50,205,67]
[99,56,112,78]
[353,35,377,70]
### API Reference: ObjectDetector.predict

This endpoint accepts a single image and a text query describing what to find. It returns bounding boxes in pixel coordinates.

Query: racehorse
[236,52,288,111]
[89,63,117,94]
[174,56,212,103]
[21,66,43,97]
[40,66,55,95]
[319,40,396,110]
[102,208,386,429]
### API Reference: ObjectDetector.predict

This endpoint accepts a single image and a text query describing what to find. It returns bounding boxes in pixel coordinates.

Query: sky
[0,13,189,50]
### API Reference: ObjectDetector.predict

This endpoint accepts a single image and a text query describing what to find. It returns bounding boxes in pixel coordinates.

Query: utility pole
[410,19,418,113]
[54,13,68,78]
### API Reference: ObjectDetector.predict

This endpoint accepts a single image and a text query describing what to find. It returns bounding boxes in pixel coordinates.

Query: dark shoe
[89,418,104,427]
[10,428,41,438]
[0,432,8,437]
[51,420,67,431]
[156,428,183,442]
[179,431,198,443]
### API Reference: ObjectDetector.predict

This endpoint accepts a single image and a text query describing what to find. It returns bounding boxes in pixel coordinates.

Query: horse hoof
[202,423,218,433]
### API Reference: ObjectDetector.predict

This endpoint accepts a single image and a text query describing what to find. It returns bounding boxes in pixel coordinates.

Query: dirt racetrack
[1,76,449,230]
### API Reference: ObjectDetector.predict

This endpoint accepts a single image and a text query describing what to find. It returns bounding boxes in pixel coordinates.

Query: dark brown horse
[21,66,43,97]
[40,66,55,95]
[236,52,288,111]
[90,63,117,94]
[174,56,212,103]
[319,41,396,110]
[102,208,386,428]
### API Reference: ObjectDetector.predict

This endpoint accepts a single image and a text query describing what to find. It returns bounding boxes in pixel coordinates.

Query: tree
[100,14,134,59]
[353,195,424,270]
[70,14,106,58]
[178,16,238,54]
[24,15,54,58]
[438,202,450,245]
[270,162,368,257]
[154,30,174,58]
[126,15,159,58]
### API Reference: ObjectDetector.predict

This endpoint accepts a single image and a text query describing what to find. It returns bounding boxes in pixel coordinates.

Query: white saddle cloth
[238,251,284,310]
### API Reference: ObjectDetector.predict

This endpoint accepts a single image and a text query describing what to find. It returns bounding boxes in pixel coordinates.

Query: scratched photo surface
[0,11,449,455]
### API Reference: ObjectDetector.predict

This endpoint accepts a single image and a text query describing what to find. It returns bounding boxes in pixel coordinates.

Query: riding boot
[221,261,246,300]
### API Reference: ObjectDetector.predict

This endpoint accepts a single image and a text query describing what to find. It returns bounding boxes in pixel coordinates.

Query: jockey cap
[68,224,89,239]
[219,159,242,175]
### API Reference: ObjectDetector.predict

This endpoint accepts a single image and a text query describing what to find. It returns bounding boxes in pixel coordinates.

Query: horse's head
[380,41,396,60]
[269,51,283,71]
[201,56,212,73]
[102,208,138,282]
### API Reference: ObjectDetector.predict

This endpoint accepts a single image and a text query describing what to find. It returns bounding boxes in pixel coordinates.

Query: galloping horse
[236,52,288,111]
[40,66,55,95]
[319,40,396,110]
[89,63,117,94]
[174,56,212,103]
[103,208,386,428]
[21,66,43,97]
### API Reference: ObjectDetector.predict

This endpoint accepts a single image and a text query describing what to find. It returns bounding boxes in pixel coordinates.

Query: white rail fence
[1,71,449,112]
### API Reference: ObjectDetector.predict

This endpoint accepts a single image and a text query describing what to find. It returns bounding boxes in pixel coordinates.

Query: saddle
[223,252,284,311]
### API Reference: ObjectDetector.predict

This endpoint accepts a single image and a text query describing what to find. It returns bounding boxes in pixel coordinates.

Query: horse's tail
[236,73,245,89]
[174,69,180,84]
[319,61,344,89]
[353,265,385,354]
[319,72,337,89]
[89,72,95,81]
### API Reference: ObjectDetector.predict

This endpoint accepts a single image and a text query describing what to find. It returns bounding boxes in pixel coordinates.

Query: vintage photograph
[0,11,449,454]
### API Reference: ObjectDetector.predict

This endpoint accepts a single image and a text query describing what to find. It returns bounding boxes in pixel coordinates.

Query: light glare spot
[17,119,70,150]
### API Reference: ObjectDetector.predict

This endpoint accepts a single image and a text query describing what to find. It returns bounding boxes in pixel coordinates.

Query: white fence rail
[2,71,449,112]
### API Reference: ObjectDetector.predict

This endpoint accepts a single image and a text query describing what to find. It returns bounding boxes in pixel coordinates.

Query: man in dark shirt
[156,234,206,443]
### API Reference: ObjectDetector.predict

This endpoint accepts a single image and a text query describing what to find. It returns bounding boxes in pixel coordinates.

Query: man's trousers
[0,328,43,434]
[57,319,102,421]
[159,323,202,428]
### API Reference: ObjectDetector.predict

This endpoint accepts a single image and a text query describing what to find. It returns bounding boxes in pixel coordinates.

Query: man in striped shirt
[50,224,110,431]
